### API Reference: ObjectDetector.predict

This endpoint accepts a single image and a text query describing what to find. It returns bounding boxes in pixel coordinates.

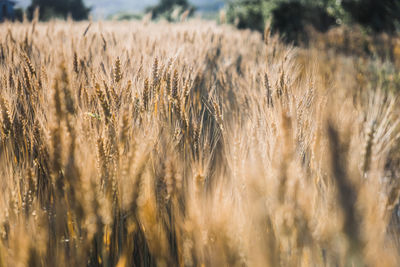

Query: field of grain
[0,19,400,266]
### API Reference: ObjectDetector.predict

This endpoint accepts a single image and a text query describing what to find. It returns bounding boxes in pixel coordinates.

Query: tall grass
[0,19,399,266]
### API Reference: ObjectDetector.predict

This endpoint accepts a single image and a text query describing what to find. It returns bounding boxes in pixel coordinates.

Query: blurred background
[13,0,224,20]
[2,0,400,65]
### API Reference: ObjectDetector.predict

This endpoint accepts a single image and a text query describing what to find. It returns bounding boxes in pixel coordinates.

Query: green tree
[271,1,336,44]
[28,0,90,21]
[226,0,400,36]
[342,0,400,33]
[226,0,337,43]
[146,0,195,21]
[225,0,267,32]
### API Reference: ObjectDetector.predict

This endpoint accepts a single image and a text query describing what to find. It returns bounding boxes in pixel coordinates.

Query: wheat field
[0,19,400,266]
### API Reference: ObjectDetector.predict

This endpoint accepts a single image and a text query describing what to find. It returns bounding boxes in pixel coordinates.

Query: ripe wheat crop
[0,19,400,266]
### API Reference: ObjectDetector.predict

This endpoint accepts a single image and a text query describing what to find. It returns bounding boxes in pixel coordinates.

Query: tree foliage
[342,0,400,33]
[271,2,336,44]
[28,0,90,21]
[226,0,400,43]
[146,0,195,21]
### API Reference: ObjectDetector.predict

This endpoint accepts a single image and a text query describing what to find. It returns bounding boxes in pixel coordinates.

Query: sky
[15,0,224,18]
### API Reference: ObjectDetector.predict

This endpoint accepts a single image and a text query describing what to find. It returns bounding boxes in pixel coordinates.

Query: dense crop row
[0,20,399,266]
